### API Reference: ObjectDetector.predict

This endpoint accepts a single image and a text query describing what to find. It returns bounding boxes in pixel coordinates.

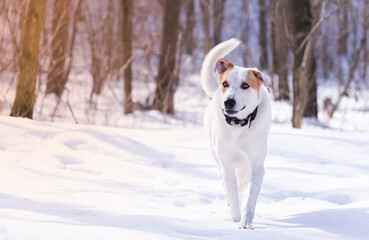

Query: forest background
[0,0,368,130]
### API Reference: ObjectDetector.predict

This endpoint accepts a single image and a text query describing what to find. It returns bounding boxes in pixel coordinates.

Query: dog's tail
[200,38,241,98]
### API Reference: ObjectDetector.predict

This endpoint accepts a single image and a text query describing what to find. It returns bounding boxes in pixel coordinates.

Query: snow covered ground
[1,114,369,240]
[1,57,369,239]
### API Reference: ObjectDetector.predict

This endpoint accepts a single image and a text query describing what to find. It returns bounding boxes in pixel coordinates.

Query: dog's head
[214,58,271,119]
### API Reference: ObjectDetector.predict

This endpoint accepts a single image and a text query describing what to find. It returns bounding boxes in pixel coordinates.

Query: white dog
[201,39,272,229]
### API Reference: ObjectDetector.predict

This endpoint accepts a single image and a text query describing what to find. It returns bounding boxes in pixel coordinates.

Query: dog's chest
[226,149,249,168]
[213,131,253,168]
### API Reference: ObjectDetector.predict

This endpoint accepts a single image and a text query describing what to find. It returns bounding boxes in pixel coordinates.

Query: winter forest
[0,0,369,240]
[0,0,367,128]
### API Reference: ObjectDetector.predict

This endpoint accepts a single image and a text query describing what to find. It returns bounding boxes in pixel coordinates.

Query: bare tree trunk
[258,0,268,69]
[10,0,47,119]
[121,0,134,114]
[269,0,277,98]
[184,0,195,55]
[64,0,83,87]
[87,0,116,100]
[46,0,72,98]
[329,2,368,119]
[152,0,182,114]
[287,0,313,128]
[337,0,348,56]
[303,52,318,118]
[321,31,333,79]
[362,0,368,82]
[19,0,27,36]
[200,0,211,53]
[50,0,84,118]
[241,0,250,66]
[270,0,290,100]
[303,1,322,118]
[364,32,368,83]
[212,0,226,46]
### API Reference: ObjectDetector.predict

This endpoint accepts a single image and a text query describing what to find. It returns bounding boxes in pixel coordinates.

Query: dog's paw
[238,223,253,230]
[238,218,253,229]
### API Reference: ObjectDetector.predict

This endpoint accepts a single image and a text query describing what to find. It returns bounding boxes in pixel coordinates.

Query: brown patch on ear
[215,58,234,74]
[249,69,272,92]
[215,58,234,92]
[246,70,263,98]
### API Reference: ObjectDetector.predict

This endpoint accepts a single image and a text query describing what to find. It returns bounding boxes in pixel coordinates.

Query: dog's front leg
[221,167,241,222]
[239,166,265,229]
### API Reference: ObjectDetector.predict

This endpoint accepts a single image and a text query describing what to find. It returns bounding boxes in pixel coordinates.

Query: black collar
[224,106,258,128]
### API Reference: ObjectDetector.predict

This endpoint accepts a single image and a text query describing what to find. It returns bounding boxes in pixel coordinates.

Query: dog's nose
[224,98,236,109]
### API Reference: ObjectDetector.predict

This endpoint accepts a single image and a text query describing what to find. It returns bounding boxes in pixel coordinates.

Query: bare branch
[296,0,348,54]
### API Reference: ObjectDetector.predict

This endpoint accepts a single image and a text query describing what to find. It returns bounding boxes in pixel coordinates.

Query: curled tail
[200,38,241,98]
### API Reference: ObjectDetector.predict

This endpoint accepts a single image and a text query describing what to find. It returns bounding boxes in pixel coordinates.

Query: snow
[1,114,369,240]
[1,65,369,239]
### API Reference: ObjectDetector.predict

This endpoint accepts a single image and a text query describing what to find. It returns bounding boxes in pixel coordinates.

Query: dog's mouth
[223,106,246,116]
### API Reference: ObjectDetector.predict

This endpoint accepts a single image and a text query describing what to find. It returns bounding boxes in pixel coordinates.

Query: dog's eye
[241,82,250,89]
[222,81,229,88]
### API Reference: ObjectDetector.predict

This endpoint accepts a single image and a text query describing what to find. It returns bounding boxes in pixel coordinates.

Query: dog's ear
[214,58,234,74]
[250,68,272,92]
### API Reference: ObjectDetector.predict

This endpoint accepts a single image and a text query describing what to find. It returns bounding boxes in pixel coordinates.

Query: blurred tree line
[0,0,368,128]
